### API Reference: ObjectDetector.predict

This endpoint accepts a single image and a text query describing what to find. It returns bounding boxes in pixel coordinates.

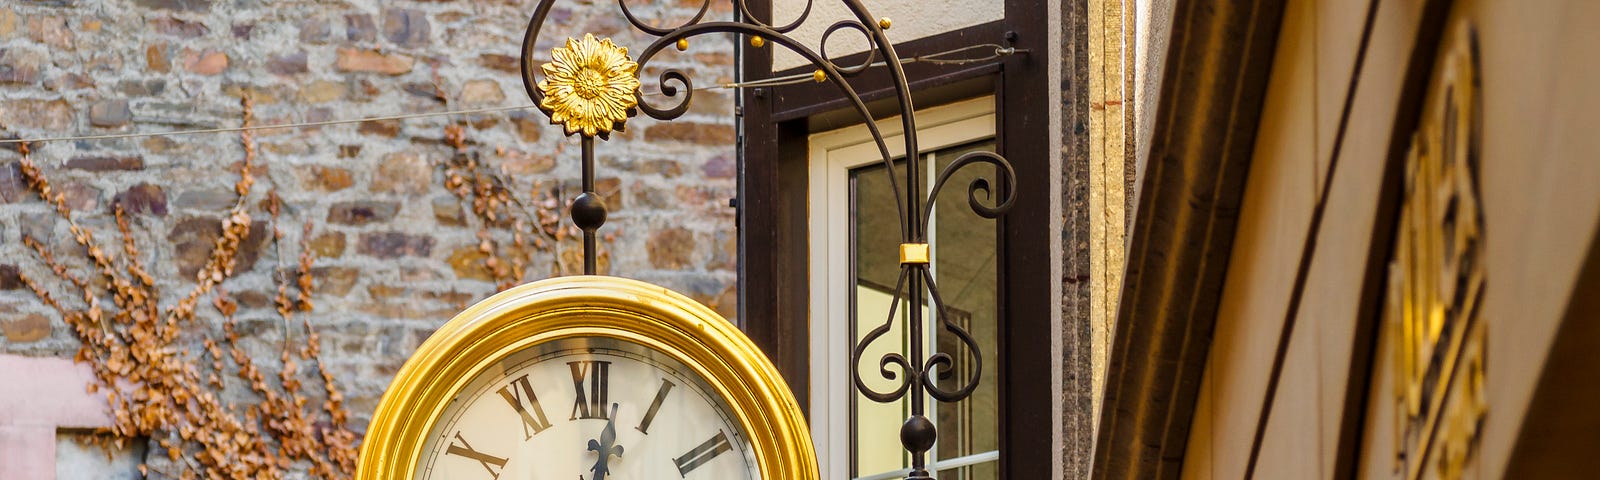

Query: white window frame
[806,97,998,479]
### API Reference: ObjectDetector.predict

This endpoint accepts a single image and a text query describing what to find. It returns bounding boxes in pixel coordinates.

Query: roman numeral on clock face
[496,374,552,439]
[673,430,733,476]
[635,378,675,434]
[446,431,508,479]
[567,360,611,420]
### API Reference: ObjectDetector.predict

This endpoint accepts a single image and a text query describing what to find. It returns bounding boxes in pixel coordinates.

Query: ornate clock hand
[586,403,624,480]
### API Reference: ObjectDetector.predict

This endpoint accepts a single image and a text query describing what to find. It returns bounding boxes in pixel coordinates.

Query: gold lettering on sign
[1435,323,1487,480]
[1384,23,1484,480]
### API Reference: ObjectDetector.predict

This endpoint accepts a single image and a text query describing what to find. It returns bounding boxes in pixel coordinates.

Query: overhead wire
[0,105,536,145]
[1,43,1026,145]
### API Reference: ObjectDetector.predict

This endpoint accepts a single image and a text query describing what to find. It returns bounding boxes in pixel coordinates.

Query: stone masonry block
[184,50,228,75]
[0,99,73,131]
[134,0,213,12]
[644,122,735,144]
[167,217,269,278]
[345,14,376,42]
[359,232,434,258]
[113,183,167,216]
[371,152,430,194]
[64,156,144,171]
[336,48,413,75]
[266,52,308,75]
[0,264,21,290]
[327,201,399,226]
[88,100,132,128]
[382,9,430,47]
[647,227,695,269]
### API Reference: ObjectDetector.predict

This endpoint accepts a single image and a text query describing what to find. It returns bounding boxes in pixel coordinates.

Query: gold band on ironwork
[900,243,930,264]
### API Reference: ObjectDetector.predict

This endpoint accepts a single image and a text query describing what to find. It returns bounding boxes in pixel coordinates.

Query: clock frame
[356,275,818,479]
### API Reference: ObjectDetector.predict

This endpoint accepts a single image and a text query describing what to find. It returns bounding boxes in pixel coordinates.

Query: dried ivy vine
[12,97,357,479]
[438,123,616,290]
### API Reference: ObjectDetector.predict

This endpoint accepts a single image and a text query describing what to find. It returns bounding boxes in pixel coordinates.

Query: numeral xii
[568,360,611,420]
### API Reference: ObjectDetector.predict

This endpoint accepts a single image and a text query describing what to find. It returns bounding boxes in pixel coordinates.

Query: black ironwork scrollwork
[736,0,814,33]
[821,20,880,76]
[618,0,710,37]
[517,1,1020,478]
[922,150,1018,228]
[852,267,914,402]
[636,68,694,120]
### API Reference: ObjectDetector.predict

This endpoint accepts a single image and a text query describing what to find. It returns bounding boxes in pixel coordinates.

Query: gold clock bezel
[355,275,818,479]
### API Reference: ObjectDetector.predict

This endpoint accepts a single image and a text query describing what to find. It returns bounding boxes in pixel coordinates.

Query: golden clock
[355,276,817,480]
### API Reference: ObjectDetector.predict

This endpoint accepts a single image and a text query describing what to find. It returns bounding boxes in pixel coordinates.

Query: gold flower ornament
[537,34,642,138]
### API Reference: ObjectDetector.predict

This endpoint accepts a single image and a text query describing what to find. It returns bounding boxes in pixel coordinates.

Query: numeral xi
[496,374,552,439]
[568,360,611,420]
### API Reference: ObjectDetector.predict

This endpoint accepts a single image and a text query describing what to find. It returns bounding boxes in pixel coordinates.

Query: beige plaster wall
[1130,0,1171,185]
[771,0,1003,71]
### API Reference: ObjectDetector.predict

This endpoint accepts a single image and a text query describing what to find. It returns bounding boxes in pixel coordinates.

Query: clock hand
[586,403,624,480]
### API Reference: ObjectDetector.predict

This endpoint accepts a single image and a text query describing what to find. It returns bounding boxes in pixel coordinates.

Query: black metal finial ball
[900,415,937,454]
[570,192,608,232]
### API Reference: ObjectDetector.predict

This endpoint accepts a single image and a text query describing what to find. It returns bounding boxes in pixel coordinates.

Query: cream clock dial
[354,276,817,480]
[417,337,759,480]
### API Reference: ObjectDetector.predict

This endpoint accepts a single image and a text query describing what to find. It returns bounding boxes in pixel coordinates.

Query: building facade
[1,0,1135,477]
[1097,0,1600,478]
[8,0,1594,478]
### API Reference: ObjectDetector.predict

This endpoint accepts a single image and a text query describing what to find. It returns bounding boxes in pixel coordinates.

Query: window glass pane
[851,158,920,477]
[929,140,998,480]
[849,139,999,479]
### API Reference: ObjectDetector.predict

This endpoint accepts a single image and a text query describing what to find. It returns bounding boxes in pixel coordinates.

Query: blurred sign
[1384,22,1486,480]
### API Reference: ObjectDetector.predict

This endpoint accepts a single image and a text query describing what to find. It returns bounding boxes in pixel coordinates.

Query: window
[808,98,1000,479]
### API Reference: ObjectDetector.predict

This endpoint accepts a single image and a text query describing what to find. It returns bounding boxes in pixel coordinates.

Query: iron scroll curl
[851,267,916,403]
[618,0,711,37]
[922,150,1019,229]
[516,1,1020,478]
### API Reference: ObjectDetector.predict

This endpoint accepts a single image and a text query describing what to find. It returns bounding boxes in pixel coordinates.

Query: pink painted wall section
[1,425,58,480]
[0,354,112,480]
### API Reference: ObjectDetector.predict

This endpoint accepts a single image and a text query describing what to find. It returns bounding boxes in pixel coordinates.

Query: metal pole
[571,135,605,276]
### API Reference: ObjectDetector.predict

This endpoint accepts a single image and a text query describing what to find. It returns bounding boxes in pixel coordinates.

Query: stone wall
[0,0,737,474]
[1060,0,1098,476]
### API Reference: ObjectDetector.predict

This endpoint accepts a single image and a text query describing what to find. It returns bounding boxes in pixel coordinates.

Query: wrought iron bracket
[517,1,1018,476]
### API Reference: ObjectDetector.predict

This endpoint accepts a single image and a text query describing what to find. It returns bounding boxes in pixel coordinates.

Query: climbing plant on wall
[437,122,616,290]
[5,94,631,478]
[13,97,357,479]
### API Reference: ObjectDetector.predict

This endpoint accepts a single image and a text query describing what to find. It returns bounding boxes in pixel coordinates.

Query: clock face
[416,336,760,480]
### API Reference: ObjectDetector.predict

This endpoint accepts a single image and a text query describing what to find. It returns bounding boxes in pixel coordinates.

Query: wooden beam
[1090,0,1287,477]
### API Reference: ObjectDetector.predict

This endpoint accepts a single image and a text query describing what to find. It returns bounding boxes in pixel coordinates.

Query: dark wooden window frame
[735,0,1053,476]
